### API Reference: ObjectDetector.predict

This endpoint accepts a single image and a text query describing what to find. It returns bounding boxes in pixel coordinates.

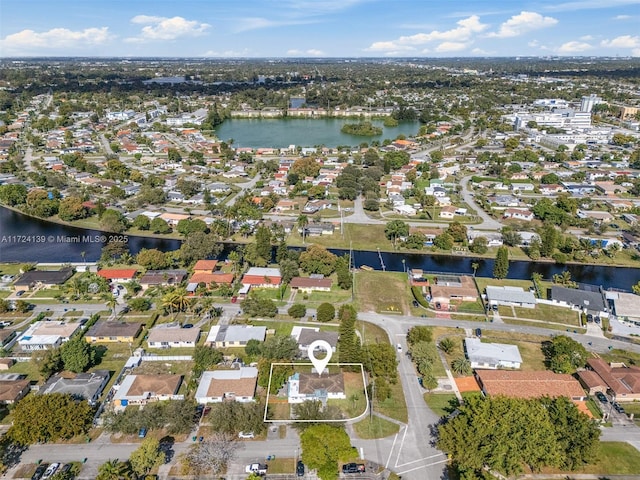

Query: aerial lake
[213,118,420,149]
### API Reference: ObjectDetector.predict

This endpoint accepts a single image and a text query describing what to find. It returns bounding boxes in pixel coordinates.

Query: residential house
[502,208,534,222]
[394,205,417,216]
[464,338,522,370]
[13,267,74,292]
[287,372,346,404]
[510,183,535,193]
[205,325,267,348]
[429,275,478,310]
[17,320,81,351]
[289,276,332,293]
[147,325,201,349]
[476,370,586,401]
[138,269,187,290]
[304,222,335,236]
[39,370,110,405]
[577,210,614,224]
[577,358,640,401]
[275,200,297,212]
[550,285,606,314]
[193,260,218,273]
[291,327,339,356]
[241,267,282,288]
[439,206,457,219]
[195,367,258,404]
[112,374,183,409]
[85,321,143,343]
[0,377,30,404]
[486,286,536,309]
[609,292,640,326]
[159,212,190,226]
[186,272,235,293]
[97,268,138,283]
[539,184,564,195]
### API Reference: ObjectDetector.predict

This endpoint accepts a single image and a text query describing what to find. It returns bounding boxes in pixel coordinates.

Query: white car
[238,431,255,439]
[42,463,60,480]
[397,344,402,353]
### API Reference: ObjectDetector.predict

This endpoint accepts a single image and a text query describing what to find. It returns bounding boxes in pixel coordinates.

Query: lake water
[214,118,420,148]
[1,207,639,290]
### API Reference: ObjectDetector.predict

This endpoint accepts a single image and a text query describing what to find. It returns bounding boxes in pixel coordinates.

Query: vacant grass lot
[353,415,400,439]
[423,393,458,418]
[502,318,586,333]
[539,442,640,475]
[355,271,411,314]
[479,330,547,371]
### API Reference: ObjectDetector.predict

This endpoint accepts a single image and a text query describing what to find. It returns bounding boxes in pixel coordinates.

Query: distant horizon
[1,1,639,58]
[2,55,638,60]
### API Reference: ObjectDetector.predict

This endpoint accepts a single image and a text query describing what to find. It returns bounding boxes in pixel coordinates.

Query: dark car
[342,463,365,474]
[412,300,419,308]
[595,392,608,403]
[296,460,305,476]
[183,323,194,328]
[31,464,48,480]
[475,328,482,338]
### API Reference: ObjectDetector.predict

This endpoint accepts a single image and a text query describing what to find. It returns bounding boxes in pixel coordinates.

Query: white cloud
[126,15,210,42]
[471,47,491,55]
[435,42,468,53]
[233,17,316,32]
[366,15,487,52]
[546,0,640,12]
[557,41,593,53]
[601,35,640,48]
[286,48,325,56]
[0,27,111,54]
[614,14,632,19]
[580,35,594,41]
[487,11,557,38]
[202,48,251,57]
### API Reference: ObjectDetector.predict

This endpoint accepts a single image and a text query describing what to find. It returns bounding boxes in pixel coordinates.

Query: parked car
[475,328,482,338]
[238,431,255,439]
[396,343,402,353]
[138,427,148,438]
[342,463,365,474]
[31,464,48,480]
[412,300,419,307]
[296,460,305,476]
[41,463,60,480]
[595,392,608,403]
[231,296,238,303]
[15,290,25,297]
[183,323,194,329]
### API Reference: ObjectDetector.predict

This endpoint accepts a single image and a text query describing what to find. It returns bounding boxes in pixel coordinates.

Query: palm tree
[80,250,87,265]
[438,337,456,354]
[162,287,190,316]
[471,262,479,277]
[97,459,132,480]
[297,214,309,244]
[451,357,472,376]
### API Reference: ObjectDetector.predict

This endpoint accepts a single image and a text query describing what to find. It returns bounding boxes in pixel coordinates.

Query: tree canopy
[8,393,94,445]
[438,395,600,477]
[300,425,357,480]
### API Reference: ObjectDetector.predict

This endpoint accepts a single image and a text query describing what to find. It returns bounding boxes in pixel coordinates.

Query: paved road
[226,173,263,207]
[459,175,503,230]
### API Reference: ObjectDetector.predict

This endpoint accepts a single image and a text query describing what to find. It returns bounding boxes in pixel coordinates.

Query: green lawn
[513,304,581,326]
[502,318,586,334]
[353,415,400,439]
[479,330,547,371]
[354,271,411,314]
[423,393,458,418]
[374,380,408,424]
[7,360,41,382]
[540,442,640,475]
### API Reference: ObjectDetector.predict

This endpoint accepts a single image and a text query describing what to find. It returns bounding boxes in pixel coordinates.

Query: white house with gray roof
[464,338,522,370]
[486,286,536,309]
[205,325,267,348]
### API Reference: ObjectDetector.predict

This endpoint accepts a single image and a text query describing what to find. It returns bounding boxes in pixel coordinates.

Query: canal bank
[1,207,639,289]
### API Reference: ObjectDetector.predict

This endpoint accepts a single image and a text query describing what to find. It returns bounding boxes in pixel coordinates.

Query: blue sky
[1,0,639,57]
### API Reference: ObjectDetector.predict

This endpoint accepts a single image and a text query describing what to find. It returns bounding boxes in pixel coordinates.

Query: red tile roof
[241,274,281,286]
[97,269,138,280]
[193,260,218,272]
[476,370,585,400]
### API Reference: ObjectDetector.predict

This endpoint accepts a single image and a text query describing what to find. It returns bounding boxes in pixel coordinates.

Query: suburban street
[6,310,640,479]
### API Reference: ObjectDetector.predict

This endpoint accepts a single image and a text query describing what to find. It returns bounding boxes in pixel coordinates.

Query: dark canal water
[1,207,638,290]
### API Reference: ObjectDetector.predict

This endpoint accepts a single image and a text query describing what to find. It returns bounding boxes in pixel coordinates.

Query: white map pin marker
[308,339,332,376]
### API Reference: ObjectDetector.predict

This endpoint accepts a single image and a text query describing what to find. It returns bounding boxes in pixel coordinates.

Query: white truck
[245,463,268,475]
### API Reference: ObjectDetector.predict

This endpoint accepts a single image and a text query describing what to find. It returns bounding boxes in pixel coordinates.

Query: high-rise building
[580,94,602,113]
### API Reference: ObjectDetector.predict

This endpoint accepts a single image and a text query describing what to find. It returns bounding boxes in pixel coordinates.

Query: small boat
[360,265,374,271]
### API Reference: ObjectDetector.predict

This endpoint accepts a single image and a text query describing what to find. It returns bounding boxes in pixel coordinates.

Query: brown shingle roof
[477,370,585,399]
[0,379,29,402]
[298,373,344,394]
[290,277,333,289]
[85,321,143,339]
[206,377,257,398]
[127,375,182,396]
